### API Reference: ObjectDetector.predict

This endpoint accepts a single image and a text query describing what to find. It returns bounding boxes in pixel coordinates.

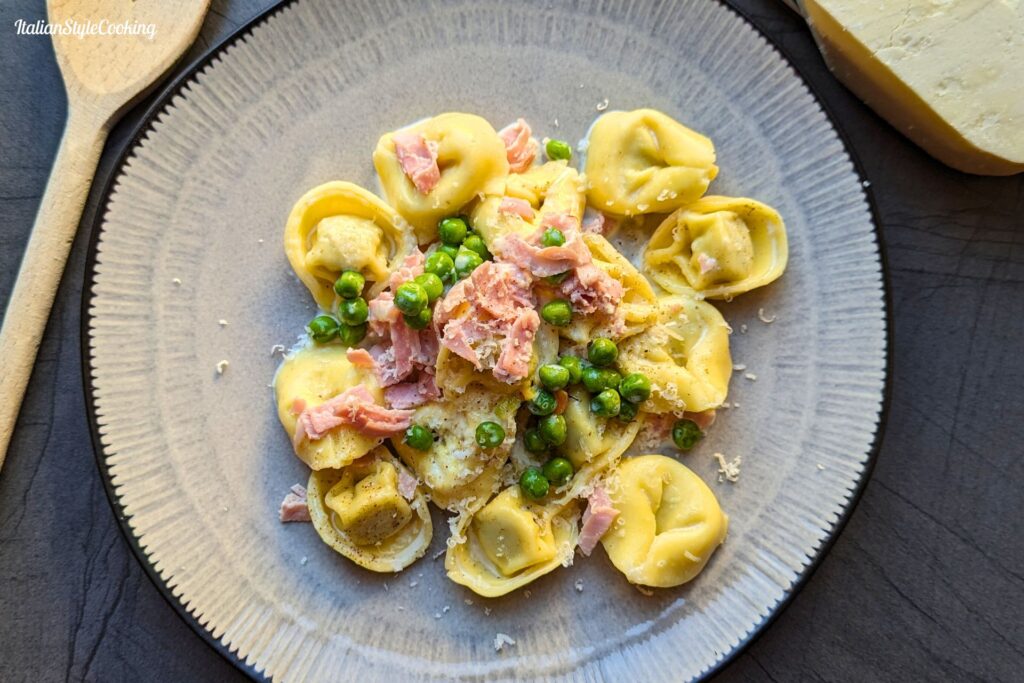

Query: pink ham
[494,217,591,277]
[292,385,414,447]
[279,484,311,523]
[582,209,609,235]
[498,119,538,173]
[393,132,440,194]
[494,310,540,383]
[389,251,425,290]
[498,197,535,221]
[368,291,400,337]
[558,263,623,316]
[346,348,376,369]
[578,486,619,556]
[384,370,441,409]
[397,468,419,502]
[684,409,717,431]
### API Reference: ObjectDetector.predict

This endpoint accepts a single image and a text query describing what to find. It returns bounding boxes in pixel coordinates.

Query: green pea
[543,271,570,286]
[439,216,468,245]
[475,421,506,449]
[394,282,428,315]
[558,356,584,384]
[545,138,572,161]
[600,368,622,392]
[581,366,606,393]
[519,467,550,500]
[672,419,703,451]
[524,428,548,454]
[414,273,444,303]
[403,307,432,330]
[616,400,638,423]
[541,228,565,247]
[424,251,456,283]
[540,299,572,327]
[403,424,433,451]
[333,270,365,299]
[538,414,567,446]
[619,372,651,403]
[528,389,557,416]
[587,337,618,367]
[337,323,367,346]
[439,244,460,261]
[538,364,570,391]
[338,297,369,326]
[542,457,574,487]
[462,234,492,261]
[454,247,483,279]
[590,388,621,417]
[307,315,339,343]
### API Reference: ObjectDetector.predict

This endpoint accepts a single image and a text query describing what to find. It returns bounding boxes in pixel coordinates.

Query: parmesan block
[802,0,1023,176]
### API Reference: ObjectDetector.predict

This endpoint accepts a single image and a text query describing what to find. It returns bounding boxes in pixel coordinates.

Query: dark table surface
[2,0,1022,681]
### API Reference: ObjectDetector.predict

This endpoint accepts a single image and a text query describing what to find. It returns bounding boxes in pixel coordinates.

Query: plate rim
[79,0,894,680]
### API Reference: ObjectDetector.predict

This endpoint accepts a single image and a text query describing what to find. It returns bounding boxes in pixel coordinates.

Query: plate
[84,0,889,680]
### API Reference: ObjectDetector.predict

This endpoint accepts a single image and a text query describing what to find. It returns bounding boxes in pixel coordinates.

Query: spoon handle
[0,107,107,467]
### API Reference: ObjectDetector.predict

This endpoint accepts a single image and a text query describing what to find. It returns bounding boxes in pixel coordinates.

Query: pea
[439,216,468,245]
[403,307,432,330]
[462,234,492,261]
[545,138,572,161]
[307,315,339,343]
[439,244,460,261]
[581,366,606,393]
[587,337,618,367]
[414,273,444,303]
[590,388,621,417]
[540,299,572,327]
[424,251,456,283]
[672,419,703,451]
[619,372,651,403]
[519,467,550,500]
[454,247,483,279]
[528,389,557,416]
[475,421,506,449]
[541,227,565,247]
[538,364,570,391]
[333,270,365,299]
[538,414,567,446]
[617,400,638,422]
[600,368,622,392]
[524,428,548,454]
[337,322,368,346]
[543,271,570,286]
[558,356,583,384]
[338,297,369,326]
[403,424,433,451]
[542,457,574,487]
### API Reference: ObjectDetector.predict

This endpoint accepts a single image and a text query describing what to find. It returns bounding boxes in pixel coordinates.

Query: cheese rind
[804,0,1024,176]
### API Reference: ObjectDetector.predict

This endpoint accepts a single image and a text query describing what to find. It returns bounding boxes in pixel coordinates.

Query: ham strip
[498,197,535,221]
[279,484,311,523]
[393,131,440,194]
[559,263,623,316]
[384,370,441,409]
[582,209,609,235]
[494,217,591,277]
[292,385,413,447]
[578,486,619,555]
[346,348,376,369]
[494,309,540,383]
[498,118,538,173]
[397,468,419,502]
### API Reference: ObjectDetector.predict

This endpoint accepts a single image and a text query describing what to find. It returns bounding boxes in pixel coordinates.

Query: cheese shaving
[757,308,776,324]
[493,633,517,651]
[713,452,742,483]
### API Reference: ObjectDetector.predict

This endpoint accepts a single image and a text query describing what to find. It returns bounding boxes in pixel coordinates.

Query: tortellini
[601,455,728,587]
[391,387,520,512]
[617,292,732,414]
[445,486,580,597]
[645,196,788,299]
[470,161,585,245]
[274,346,382,469]
[284,181,415,309]
[585,109,718,216]
[307,447,432,572]
[374,113,509,243]
[560,233,660,343]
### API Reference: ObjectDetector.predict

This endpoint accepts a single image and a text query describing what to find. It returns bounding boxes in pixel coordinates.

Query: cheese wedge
[803,0,1023,176]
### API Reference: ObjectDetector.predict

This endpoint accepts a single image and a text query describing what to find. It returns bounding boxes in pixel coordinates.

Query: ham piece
[498,118,538,173]
[393,131,440,194]
[346,348,376,369]
[384,370,441,409]
[498,197,535,221]
[434,261,538,383]
[397,468,419,502]
[578,486,619,556]
[493,216,591,277]
[292,385,414,447]
[279,483,311,523]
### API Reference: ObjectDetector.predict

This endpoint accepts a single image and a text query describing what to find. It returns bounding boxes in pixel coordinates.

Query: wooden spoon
[0,0,210,466]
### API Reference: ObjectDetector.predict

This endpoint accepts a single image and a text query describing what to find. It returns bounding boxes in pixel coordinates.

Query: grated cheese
[218,319,229,327]
[215,360,229,375]
[744,373,757,381]
[596,98,609,111]
[300,556,308,566]
[733,363,747,372]
[172,278,182,286]
[493,633,516,652]
[574,579,584,593]
[757,308,777,324]
[713,452,742,483]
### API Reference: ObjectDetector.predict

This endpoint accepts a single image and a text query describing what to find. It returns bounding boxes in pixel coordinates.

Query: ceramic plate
[84,0,889,680]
